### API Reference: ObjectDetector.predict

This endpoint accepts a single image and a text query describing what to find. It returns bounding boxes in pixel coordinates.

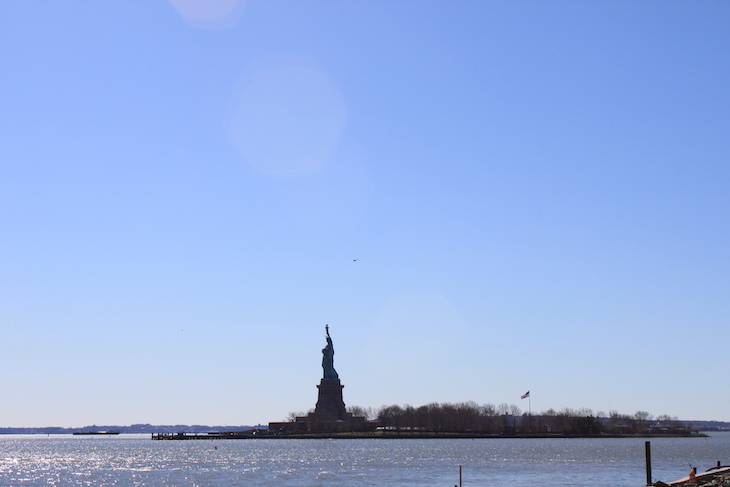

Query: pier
[152,431,262,440]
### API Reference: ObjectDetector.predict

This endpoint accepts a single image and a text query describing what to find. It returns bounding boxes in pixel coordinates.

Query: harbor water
[1,432,729,486]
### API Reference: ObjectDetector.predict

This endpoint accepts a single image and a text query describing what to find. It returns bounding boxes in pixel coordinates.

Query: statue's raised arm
[321,324,339,380]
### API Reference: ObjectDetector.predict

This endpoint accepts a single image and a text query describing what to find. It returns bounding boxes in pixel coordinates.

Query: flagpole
[520,391,531,432]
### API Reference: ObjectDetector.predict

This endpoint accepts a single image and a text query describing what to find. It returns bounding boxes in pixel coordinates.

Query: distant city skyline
[1,1,729,427]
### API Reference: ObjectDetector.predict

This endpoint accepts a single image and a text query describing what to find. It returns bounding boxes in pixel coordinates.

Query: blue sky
[1,1,729,427]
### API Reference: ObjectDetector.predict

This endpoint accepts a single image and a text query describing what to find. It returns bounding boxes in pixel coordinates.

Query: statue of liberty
[322,324,339,380]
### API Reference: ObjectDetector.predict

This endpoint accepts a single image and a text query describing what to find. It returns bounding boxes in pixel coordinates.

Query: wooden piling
[645,441,652,486]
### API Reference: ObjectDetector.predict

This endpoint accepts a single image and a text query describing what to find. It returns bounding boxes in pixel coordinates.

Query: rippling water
[1,433,728,486]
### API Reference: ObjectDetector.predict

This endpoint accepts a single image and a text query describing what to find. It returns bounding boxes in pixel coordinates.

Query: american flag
[520,391,530,399]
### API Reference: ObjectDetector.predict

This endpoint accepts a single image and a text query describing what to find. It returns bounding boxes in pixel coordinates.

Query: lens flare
[169,0,245,28]
[228,64,347,176]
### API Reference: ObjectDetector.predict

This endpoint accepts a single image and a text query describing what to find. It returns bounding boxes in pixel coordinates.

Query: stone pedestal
[268,378,376,434]
[266,326,378,434]
[314,379,346,420]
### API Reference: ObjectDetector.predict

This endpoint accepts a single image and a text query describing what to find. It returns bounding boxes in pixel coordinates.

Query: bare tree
[634,411,653,422]
[348,405,375,420]
[377,404,404,431]
[633,411,653,433]
[343,401,680,436]
[285,410,307,422]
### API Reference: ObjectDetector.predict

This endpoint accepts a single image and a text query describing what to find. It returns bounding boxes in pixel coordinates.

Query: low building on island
[268,325,376,434]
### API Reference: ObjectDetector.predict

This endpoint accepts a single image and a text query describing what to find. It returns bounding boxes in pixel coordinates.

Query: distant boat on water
[72,431,120,435]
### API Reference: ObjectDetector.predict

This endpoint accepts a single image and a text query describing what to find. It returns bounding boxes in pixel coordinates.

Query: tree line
[334,402,694,435]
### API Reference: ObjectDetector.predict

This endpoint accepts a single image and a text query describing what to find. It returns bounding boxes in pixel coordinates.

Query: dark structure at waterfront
[268,325,375,434]
[149,327,699,440]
